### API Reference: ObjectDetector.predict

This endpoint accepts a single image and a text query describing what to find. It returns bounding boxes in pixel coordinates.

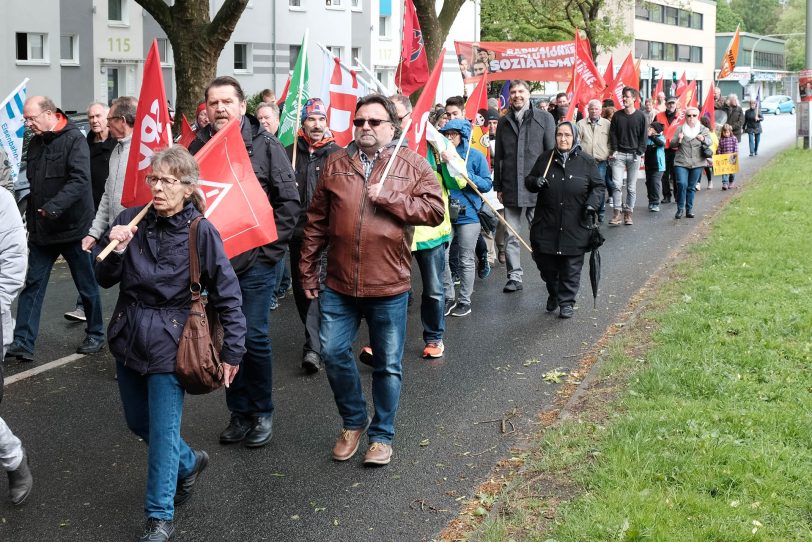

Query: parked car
[760,95,795,115]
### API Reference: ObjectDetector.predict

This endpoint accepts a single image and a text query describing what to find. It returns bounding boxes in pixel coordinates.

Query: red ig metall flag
[194,118,277,259]
[407,48,446,157]
[395,0,429,96]
[121,39,172,207]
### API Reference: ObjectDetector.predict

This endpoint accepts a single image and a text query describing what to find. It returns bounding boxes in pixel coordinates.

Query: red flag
[327,57,362,147]
[663,80,697,143]
[610,53,638,109]
[602,58,614,99]
[464,73,488,124]
[407,48,445,157]
[675,73,688,96]
[567,32,605,121]
[277,75,291,106]
[194,118,278,258]
[396,0,429,96]
[177,114,197,149]
[700,83,715,131]
[653,74,664,99]
[121,39,172,207]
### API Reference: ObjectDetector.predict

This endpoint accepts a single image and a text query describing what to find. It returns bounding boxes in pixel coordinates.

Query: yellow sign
[713,152,739,175]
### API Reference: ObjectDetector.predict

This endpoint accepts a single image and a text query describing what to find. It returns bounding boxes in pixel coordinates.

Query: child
[717,124,738,190]
[644,121,666,212]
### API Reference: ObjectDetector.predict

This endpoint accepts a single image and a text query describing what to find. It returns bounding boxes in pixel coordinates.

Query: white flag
[425,123,468,181]
[0,79,29,184]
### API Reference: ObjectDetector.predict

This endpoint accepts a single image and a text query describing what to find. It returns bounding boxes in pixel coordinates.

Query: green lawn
[474,149,812,541]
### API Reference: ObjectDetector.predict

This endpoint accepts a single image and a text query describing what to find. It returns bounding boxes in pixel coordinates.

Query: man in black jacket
[493,80,556,293]
[285,98,341,375]
[189,77,300,449]
[6,96,105,362]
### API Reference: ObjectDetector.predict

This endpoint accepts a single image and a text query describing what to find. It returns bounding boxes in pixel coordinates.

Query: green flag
[278,37,309,147]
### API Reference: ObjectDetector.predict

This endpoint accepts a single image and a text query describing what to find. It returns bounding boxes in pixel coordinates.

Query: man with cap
[286,98,341,374]
[189,76,300,448]
[655,96,679,204]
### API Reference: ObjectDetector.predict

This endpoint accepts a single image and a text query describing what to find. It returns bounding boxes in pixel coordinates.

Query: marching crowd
[0,75,760,541]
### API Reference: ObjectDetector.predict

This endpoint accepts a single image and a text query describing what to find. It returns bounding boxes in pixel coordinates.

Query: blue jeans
[595,160,608,213]
[673,166,701,211]
[14,240,104,353]
[226,261,277,416]
[117,364,197,521]
[748,132,760,155]
[320,287,408,444]
[412,243,446,344]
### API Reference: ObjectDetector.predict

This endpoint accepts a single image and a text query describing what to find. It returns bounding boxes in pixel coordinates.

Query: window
[289,45,301,70]
[678,9,690,27]
[327,46,343,60]
[379,16,390,37]
[351,0,360,8]
[690,46,702,63]
[156,38,170,63]
[649,41,663,61]
[289,0,301,7]
[351,47,361,62]
[326,0,341,5]
[60,34,78,63]
[665,6,678,25]
[678,44,690,62]
[16,33,47,62]
[664,43,677,61]
[691,12,703,30]
[108,0,127,23]
[234,43,251,72]
[635,40,649,60]
[634,1,649,19]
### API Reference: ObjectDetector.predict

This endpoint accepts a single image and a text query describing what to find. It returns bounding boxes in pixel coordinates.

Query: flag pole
[96,203,153,261]
[355,57,394,95]
[395,0,407,93]
[377,118,412,191]
[292,29,309,171]
[462,174,532,254]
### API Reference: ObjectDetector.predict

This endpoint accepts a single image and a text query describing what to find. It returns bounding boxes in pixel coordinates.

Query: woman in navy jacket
[96,146,246,542]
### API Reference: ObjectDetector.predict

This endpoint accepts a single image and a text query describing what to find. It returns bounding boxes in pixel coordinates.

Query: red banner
[610,54,638,109]
[396,0,429,96]
[177,114,196,149]
[121,39,172,207]
[455,40,576,84]
[567,33,605,120]
[700,84,715,130]
[407,49,445,157]
[602,58,614,100]
[327,57,362,147]
[195,118,277,258]
[675,73,688,97]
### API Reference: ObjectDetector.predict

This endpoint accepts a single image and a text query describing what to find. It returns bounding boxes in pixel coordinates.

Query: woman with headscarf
[670,106,711,219]
[95,146,246,541]
[524,121,605,319]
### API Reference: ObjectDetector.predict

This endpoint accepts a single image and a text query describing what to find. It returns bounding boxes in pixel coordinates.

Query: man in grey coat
[493,80,555,292]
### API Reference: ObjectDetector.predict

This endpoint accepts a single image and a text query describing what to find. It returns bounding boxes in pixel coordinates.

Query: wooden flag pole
[96,202,153,262]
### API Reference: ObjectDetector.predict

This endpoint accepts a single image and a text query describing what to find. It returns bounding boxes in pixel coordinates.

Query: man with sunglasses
[189,76,300,450]
[299,95,444,466]
[6,96,105,362]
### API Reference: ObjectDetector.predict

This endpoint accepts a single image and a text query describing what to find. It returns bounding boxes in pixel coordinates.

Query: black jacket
[726,105,745,139]
[525,146,605,256]
[25,112,94,245]
[493,107,556,207]
[87,131,117,210]
[285,137,342,239]
[189,115,301,275]
[95,203,247,373]
[744,108,763,135]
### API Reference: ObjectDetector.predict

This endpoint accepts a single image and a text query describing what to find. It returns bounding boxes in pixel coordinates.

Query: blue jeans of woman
[117,364,197,521]
[319,287,408,444]
[748,132,760,155]
[673,166,701,212]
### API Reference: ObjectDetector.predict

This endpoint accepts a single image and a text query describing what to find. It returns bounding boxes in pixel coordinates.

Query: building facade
[715,32,788,101]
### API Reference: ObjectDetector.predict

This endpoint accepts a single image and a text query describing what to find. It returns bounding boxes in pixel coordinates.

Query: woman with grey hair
[725,94,744,142]
[670,107,710,219]
[95,145,246,542]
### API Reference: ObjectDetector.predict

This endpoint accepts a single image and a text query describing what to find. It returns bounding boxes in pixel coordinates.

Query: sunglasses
[353,118,391,128]
[685,114,698,117]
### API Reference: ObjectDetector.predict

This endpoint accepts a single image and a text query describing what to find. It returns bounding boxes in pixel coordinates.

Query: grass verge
[471,149,812,541]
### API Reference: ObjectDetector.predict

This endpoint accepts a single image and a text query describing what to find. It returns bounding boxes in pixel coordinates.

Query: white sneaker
[64,308,87,322]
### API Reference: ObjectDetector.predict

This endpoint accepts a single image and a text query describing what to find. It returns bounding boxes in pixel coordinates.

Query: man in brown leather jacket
[299,95,444,467]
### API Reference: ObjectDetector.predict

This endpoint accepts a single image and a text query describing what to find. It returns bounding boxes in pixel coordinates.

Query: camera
[448,198,466,222]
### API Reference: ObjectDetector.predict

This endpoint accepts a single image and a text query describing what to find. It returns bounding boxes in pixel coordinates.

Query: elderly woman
[670,106,711,219]
[524,121,605,319]
[725,94,744,142]
[96,146,246,542]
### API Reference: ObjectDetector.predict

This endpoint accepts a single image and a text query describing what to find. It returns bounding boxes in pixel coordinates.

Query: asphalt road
[0,113,797,542]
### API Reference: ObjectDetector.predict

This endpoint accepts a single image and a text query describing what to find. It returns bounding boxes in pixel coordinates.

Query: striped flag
[0,79,29,184]
[278,34,310,147]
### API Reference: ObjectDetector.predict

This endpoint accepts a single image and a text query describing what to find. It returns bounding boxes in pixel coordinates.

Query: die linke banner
[455,40,576,85]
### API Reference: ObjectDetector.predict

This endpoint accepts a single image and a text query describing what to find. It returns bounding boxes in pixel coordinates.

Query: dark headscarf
[555,120,580,163]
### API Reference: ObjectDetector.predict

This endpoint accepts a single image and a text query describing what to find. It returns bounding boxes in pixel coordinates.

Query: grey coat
[88,135,131,240]
[493,107,556,207]
[670,125,711,169]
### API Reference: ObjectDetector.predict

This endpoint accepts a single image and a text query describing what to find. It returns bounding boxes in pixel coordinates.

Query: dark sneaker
[174,450,208,506]
[545,295,558,312]
[8,448,32,505]
[443,299,457,317]
[140,518,175,542]
[76,336,104,354]
[450,303,471,317]
[559,305,574,319]
[503,280,523,293]
[5,343,33,362]
[359,346,374,367]
[302,351,320,374]
[219,414,253,444]
[477,258,492,279]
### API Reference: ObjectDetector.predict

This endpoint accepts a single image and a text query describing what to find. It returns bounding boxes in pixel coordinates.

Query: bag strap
[189,217,203,300]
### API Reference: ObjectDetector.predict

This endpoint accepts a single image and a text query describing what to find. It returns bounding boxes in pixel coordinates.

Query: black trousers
[534,252,585,308]
[662,149,676,199]
[288,237,324,357]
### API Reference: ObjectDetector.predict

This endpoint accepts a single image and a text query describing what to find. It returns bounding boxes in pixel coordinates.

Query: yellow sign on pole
[713,152,740,175]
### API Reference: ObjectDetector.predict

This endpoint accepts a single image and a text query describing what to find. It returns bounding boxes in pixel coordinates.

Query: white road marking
[5,353,86,385]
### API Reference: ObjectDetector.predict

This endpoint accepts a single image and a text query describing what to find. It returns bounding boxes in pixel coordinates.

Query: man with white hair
[256,102,280,136]
[577,99,611,222]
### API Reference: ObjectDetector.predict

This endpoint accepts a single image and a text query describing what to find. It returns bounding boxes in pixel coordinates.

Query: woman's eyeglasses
[145,175,186,187]
[353,118,391,128]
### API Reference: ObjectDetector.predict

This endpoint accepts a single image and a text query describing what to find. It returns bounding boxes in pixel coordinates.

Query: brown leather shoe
[363,442,392,466]
[332,425,368,461]
[608,209,622,225]
[623,211,633,225]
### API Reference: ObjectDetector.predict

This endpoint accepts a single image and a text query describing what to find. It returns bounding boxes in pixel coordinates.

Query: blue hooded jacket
[439,119,492,225]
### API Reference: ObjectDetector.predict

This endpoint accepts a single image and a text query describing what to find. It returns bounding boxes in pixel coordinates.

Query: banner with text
[713,153,739,175]
[454,40,576,84]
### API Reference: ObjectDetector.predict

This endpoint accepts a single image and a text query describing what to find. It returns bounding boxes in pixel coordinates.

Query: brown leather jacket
[299,141,444,298]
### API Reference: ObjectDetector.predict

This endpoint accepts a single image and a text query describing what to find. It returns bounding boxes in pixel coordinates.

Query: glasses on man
[145,175,187,187]
[23,111,50,124]
[106,115,125,122]
[353,118,391,128]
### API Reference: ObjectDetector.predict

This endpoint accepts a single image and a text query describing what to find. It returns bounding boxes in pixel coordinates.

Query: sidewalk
[463,148,812,541]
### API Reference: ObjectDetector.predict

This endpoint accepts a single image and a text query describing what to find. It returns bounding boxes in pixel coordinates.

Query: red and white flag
[277,74,291,106]
[194,118,277,258]
[464,73,488,125]
[395,0,429,96]
[177,114,197,149]
[407,48,445,157]
[326,57,363,147]
[675,73,688,97]
[664,80,697,143]
[121,39,173,207]
[653,73,664,99]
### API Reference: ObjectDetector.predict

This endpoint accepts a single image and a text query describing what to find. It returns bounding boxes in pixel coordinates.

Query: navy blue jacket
[95,203,246,374]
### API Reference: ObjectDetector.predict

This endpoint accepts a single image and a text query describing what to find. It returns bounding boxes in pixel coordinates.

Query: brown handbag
[176,217,225,394]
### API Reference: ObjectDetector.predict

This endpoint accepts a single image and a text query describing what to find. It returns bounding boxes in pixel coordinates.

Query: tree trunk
[136,0,249,136]
[413,0,467,69]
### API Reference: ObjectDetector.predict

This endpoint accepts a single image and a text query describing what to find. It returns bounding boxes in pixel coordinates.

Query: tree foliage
[716,1,744,33]
[774,0,806,71]
[728,0,781,36]
[481,0,632,59]
[135,0,249,135]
